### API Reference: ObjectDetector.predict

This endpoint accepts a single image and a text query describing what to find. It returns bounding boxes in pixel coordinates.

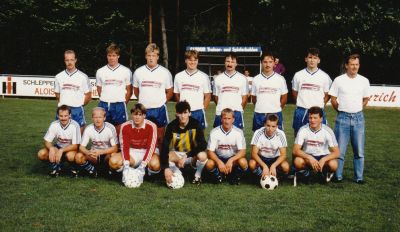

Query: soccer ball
[260,175,279,190]
[167,173,185,189]
[122,168,143,188]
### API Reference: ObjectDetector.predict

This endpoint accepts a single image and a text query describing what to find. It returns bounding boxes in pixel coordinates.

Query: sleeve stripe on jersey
[105,123,119,145]
[251,129,264,145]
[119,121,131,161]
[143,120,157,163]
[277,132,287,147]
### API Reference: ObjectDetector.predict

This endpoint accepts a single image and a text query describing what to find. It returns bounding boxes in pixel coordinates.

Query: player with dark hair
[54,50,91,133]
[251,52,288,131]
[249,114,290,180]
[161,101,208,185]
[291,47,332,136]
[96,43,133,134]
[213,52,248,129]
[108,103,160,183]
[293,106,339,184]
[329,53,370,184]
[37,105,81,177]
[206,108,248,185]
[174,50,211,129]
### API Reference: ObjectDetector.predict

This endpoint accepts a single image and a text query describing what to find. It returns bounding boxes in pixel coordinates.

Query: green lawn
[0,98,399,231]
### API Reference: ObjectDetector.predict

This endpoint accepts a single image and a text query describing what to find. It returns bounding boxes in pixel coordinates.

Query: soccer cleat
[88,170,98,178]
[214,174,223,184]
[48,169,60,178]
[192,176,202,185]
[355,180,365,185]
[325,172,334,183]
[229,176,240,185]
[70,169,79,178]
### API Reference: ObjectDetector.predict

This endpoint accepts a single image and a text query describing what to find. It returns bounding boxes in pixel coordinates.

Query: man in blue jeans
[329,53,370,184]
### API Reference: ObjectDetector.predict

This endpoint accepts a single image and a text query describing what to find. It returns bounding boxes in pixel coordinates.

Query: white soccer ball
[167,173,185,189]
[123,168,142,188]
[260,175,279,190]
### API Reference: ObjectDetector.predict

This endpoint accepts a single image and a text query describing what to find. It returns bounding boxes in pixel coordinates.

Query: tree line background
[1,0,399,85]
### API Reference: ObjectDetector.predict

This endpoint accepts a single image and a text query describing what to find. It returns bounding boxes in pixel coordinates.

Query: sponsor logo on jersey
[300,83,321,91]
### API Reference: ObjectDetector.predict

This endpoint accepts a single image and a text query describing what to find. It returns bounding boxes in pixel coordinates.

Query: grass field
[0,98,399,231]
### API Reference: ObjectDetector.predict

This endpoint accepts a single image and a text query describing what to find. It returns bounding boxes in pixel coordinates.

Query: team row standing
[39,43,369,185]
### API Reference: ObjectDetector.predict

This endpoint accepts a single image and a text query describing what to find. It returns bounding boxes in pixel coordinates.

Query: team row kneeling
[38,102,339,189]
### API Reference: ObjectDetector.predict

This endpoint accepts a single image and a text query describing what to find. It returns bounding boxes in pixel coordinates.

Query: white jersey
[295,124,338,157]
[246,76,254,93]
[81,122,118,150]
[292,68,332,108]
[44,119,81,148]
[328,73,370,113]
[213,71,248,115]
[252,72,288,113]
[96,64,132,103]
[174,69,211,111]
[133,65,173,108]
[54,69,91,107]
[207,125,246,159]
[251,127,287,159]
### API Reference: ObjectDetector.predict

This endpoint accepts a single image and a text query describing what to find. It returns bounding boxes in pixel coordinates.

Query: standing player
[174,50,211,129]
[249,114,290,180]
[251,52,288,131]
[244,69,253,103]
[206,108,248,185]
[75,107,119,177]
[213,52,248,129]
[291,47,332,136]
[108,103,160,182]
[329,53,370,184]
[37,105,81,177]
[54,50,91,133]
[133,43,173,148]
[292,106,339,184]
[161,101,208,185]
[96,43,132,134]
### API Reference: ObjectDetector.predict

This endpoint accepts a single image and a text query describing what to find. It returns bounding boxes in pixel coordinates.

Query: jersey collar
[185,69,198,76]
[95,124,105,133]
[59,119,71,130]
[65,69,78,76]
[261,71,275,79]
[223,71,237,78]
[305,68,319,75]
[145,64,159,72]
[107,64,120,71]
[131,120,146,129]
[308,124,322,134]
[219,125,232,135]
[264,129,276,140]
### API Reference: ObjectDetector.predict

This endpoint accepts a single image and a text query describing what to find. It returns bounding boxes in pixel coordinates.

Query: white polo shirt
[252,72,288,113]
[294,124,338,157]
[174,69,211,111]
[54,69,91,107]
[96,64,132,103]
[251,128,287,159]
[133,65,173,108]
[213,71,248,115]
[207,125,246,159]
[292,68,332,108]
[44,119,81,148]
[329,73,370,113]
[81,122,118,150]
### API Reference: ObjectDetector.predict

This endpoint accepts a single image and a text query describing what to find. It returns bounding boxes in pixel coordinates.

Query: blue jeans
[334,111,365,181]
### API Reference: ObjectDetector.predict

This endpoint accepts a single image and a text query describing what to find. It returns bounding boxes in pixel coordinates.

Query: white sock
[169,161,182,175]
[194,159,208,178]
[184,156,193,166]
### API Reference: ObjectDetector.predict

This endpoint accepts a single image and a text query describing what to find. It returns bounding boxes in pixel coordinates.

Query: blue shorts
[312,154,327,161]
[98,101,128,126]
[191,109,207,129]
[146,105,169,127]
[213,111,244,129]
[55,106,86,127]
[292,107,327,135]
[252,111,283,131]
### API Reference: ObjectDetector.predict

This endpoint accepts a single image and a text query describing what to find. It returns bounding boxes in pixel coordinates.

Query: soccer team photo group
[38,43,369,190]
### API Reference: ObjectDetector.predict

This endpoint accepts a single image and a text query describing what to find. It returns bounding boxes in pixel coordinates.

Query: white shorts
[129,148,159,168]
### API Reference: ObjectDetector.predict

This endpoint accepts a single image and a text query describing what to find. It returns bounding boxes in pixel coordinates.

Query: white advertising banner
[367,85,400,107]
[0,75,136,99]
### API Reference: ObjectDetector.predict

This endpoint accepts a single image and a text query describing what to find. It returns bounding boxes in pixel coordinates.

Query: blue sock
[253,167,262,177]
[210,167,220,177]
[235,165,247,178]
[49,162,61,171]
[80,161,96,172]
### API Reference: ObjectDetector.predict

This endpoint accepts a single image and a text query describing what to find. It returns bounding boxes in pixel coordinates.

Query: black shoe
[355,180,365,185]
[214,174,223,184]
[70,169,79,178]
[192,176,202,185]
[333,177,343,183]
[49,169,60,178]
[88,170,97,178]
[229,177,240,185]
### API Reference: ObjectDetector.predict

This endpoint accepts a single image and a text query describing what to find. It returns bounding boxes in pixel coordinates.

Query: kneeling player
[293,106,339,184]
[108,103,160,184]
[75,107,119,177]
[37,105,81,177]
[249,114,290,181]
[161,101,208,186]
[206,108,248,185]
